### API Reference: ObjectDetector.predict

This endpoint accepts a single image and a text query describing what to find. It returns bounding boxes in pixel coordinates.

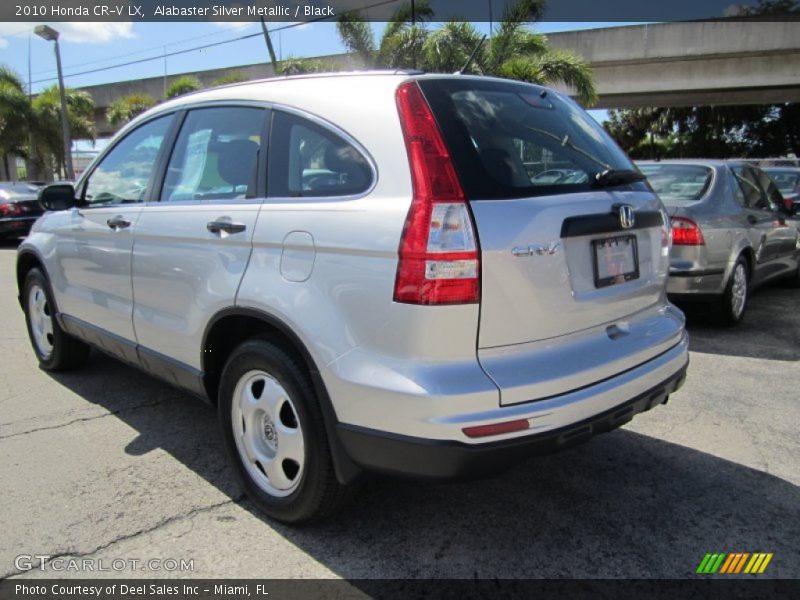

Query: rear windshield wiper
[592,169,646,188]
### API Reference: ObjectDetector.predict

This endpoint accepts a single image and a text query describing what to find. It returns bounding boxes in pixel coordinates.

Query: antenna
[455,35,487,75]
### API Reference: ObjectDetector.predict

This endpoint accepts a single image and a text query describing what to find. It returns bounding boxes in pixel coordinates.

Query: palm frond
[422,21,485,74]
[499,49,598,106]
[382,0,434,40]
[336,15,376,67]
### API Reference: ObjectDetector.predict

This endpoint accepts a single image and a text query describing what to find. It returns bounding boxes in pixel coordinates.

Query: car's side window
[728,170,747,207]
[161,107,264,202]
[268,111,372,198]
[83,115,172,205]
[731,166,771,210]
[754,168,783,211]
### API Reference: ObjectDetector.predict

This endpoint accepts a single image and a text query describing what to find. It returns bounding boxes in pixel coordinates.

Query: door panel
[732,166,786,282]
[53,114,173,342]
[131,106,266,370]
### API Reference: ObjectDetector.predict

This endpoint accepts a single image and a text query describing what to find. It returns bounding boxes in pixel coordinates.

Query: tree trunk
[2,153,10,181]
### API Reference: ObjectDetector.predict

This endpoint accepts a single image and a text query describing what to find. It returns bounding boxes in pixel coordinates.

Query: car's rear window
[417,78,642,200]
[763,170,799,195]
[637,164,713,203]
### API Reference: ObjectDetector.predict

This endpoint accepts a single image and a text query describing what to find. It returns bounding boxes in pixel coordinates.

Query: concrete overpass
[547,21,800,109]
[79,20,800,135]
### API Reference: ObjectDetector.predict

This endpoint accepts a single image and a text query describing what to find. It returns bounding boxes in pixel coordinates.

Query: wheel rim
[27,283,54,358]
[231,370,305,497]
[731,263,747,319]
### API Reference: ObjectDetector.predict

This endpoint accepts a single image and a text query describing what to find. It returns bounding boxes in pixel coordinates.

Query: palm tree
[107,93,157,127]
[337,0,597,106]
[0,67,31,179]
[31,86,95,179]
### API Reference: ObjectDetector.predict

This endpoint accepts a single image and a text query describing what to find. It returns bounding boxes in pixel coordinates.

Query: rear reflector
[670,216,705,246]
[394,81,480,305]
[463,419,530,438]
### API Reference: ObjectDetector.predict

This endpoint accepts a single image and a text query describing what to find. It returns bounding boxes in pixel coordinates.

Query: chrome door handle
[107,215,131,230]
[207,220,246,235]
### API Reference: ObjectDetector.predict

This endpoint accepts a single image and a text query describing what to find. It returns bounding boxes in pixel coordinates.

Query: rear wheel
[218,338,354,524]
[718,257,749,326]
[23,268,90,371]
[784,257,800,288]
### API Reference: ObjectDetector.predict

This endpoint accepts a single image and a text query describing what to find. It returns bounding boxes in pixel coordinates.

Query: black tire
[218,338,355,524]
[22,268,91,371]
[717,256,749,326]
[784,258,800,289]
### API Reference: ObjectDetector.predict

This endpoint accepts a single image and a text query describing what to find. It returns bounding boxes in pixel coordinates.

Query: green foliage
[279,57,328,76]
[165,75,202,99]
[604,104,800,159]
[336,0,597,106]
[30,85,95,177]
[211,71,248,87]
[0,66,30,162]
[107,93,157,127]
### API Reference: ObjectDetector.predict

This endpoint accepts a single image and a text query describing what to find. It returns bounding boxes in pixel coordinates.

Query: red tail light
[0,203,21,216]
[670,216,705,246]
[393,81,480,305]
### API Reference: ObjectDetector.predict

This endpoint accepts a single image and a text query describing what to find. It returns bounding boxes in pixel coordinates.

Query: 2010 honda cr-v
[18,72,689,523]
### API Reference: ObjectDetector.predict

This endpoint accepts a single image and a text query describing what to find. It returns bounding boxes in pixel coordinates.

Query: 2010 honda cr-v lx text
[18,72,689,523]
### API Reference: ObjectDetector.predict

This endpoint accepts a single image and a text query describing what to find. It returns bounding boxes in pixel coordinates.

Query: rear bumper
[667,268,726,296]
[337,341,689,480]
[0,216,38,237]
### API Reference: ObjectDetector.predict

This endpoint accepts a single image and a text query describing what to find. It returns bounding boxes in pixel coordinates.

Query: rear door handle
[107,215,131,230]
[207,219,247,235]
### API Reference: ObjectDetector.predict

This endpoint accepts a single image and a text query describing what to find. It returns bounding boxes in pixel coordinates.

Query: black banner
[1,579,798,600]
[3,0,800,23]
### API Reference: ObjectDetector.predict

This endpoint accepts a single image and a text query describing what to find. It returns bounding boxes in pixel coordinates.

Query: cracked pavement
[0,245,798,579]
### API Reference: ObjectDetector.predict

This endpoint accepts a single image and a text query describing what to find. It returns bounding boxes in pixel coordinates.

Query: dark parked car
[762,167,800,213]
[0,182,44,239]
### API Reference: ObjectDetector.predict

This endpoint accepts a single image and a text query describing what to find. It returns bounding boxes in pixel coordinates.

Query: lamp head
[34,25,59,42]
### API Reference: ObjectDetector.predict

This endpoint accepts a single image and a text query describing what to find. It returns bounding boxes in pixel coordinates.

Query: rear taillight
[393,81,480,305]
[670,216,705,246]
[0,203,21,216]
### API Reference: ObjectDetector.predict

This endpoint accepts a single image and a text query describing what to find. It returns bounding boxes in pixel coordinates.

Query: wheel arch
[16,250,47,308]
[201,307,361,485]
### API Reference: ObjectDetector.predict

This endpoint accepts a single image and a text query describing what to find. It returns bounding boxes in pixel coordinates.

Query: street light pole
[34,25,73,180]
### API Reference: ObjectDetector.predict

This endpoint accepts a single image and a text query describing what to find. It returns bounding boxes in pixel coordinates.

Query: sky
[0,20,629,145]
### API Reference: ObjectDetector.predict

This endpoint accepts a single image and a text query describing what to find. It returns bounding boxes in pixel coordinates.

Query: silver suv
[18,73,689,523]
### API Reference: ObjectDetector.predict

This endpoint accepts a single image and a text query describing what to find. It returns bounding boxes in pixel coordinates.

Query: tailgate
[471,192,668,348]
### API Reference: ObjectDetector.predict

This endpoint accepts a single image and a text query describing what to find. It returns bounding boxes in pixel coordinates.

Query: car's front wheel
[218,338,354,524]
[23,268,90,371]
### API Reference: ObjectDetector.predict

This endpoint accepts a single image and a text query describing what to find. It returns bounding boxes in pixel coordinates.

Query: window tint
[161,107,263,202]
[731,167,772,210]
[418,78,642,200]
[268,111,372,198]
[754,168,784,209]
[84,116,171,205]
[637,164,713,203]
[763,170,800,195]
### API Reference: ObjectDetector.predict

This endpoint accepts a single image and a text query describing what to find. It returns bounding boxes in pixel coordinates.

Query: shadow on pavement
[47,352,800,578]
[683,283,800,361]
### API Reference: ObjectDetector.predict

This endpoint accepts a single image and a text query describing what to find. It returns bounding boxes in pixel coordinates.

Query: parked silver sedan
[638,160,800,324]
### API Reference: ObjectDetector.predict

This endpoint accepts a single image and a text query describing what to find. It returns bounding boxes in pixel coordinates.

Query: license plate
[592,235,639,288]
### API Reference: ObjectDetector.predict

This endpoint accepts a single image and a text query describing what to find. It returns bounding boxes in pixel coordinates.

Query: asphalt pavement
[0,243,797,580]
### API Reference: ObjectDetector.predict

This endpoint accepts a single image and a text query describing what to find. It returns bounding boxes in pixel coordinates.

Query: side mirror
[39,184,76,211]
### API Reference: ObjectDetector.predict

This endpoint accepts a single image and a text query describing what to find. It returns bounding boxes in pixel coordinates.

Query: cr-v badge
[512,241,561,257]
